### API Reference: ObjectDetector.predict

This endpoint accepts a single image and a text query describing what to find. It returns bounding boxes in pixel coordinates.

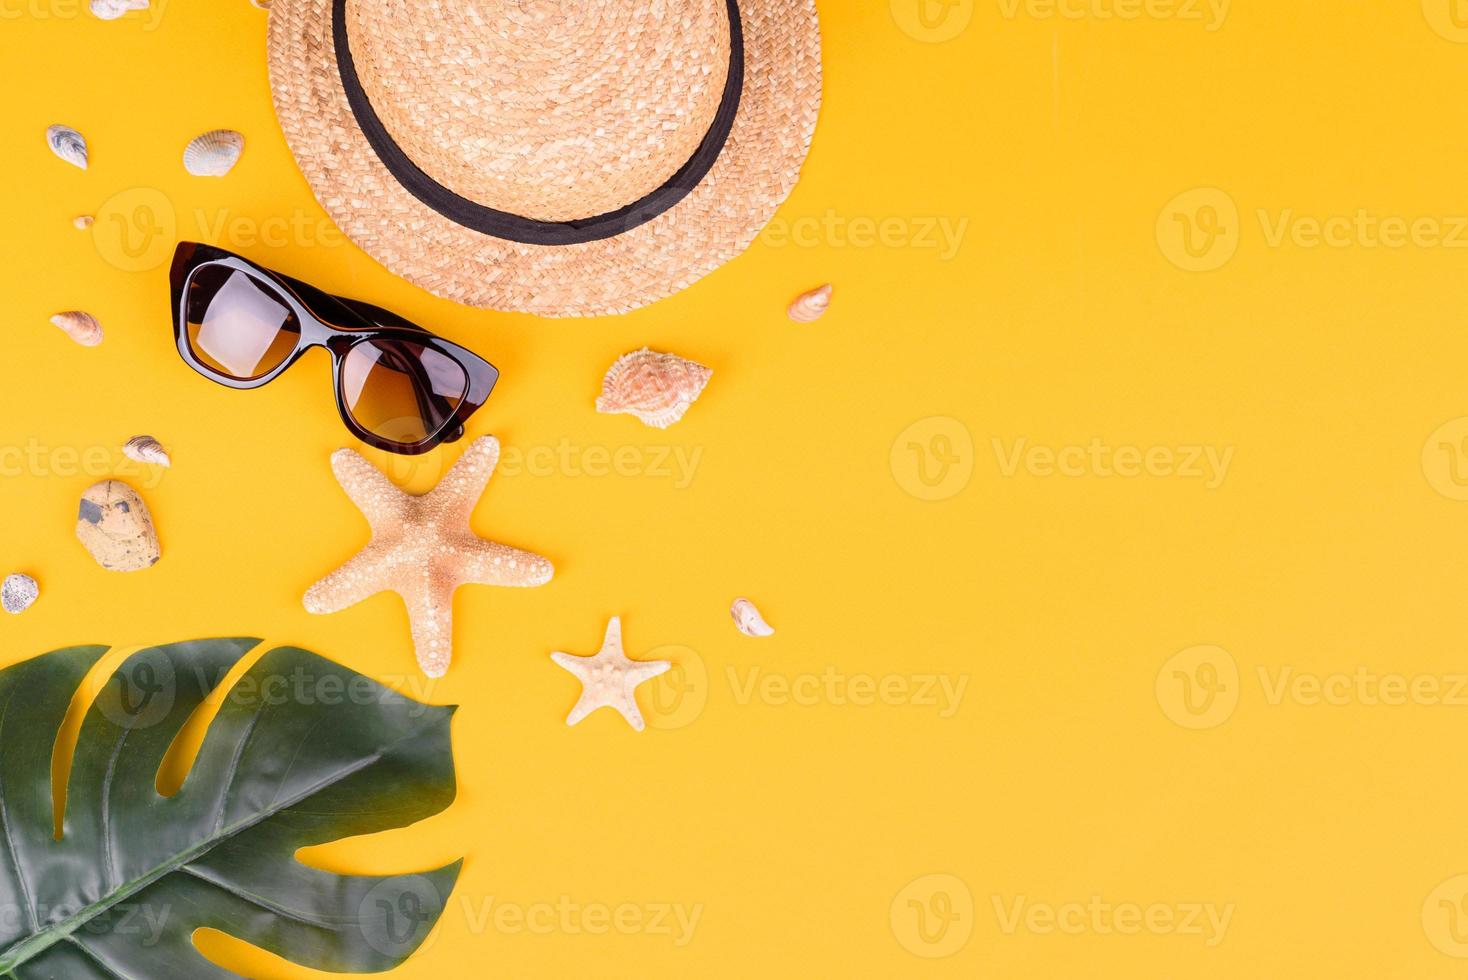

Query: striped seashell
[50,311,103,347]
[183,129,244,177]
[123,435,171,468]
[46,125,88,170]
[787,284,832,323]
[595,348,712,429]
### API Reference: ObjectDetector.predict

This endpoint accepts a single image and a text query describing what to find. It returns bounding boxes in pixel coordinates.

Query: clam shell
[123,435,171,468]
[595,348,712,429]
[90,0,148,18]
[50,311,103,347]
[73,215,95,230]
[788,284,832,323]
[1,574,38,615]
[183,129,244,177]
[731,598,775,638]
[46,125,88,170]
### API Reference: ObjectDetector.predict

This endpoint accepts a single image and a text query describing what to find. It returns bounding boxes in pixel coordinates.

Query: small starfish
[551,617,671,732]
[304,436,554,678]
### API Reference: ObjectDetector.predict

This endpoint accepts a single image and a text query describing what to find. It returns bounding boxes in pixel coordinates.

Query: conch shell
[50,311,103,347]
[787,284,832,323]
[595,348,712,429]
[731,598,775,637]
[46,125,88,170]
[90,0,148,18]
[183,130,244,177]
[123,435,171,467]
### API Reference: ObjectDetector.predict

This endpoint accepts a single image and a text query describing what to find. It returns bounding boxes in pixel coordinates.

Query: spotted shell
[595,348,712,429]
[46,125,88,170]
[183,129,244,177]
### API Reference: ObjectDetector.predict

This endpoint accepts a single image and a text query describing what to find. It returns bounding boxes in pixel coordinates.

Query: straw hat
[267,0,822,318]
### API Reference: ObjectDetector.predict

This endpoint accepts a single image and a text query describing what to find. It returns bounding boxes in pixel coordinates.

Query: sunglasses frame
[170,242,498,455]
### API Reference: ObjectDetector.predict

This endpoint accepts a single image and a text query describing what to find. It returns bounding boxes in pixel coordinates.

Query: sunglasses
[169,242,498,455]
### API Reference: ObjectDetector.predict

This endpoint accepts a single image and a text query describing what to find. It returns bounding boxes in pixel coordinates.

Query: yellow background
[5,0,1468,976]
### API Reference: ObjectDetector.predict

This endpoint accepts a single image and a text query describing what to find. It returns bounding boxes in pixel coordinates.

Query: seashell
[76,481,160,572]
[183,130,244,177]
[123,435,170,468]
[89,0,148,18]
[787,284,832,323]
[1,574,39,615]
[731,598,775,638]
[595,348,712,429]
[73,215,94,230]
[45,125,88,170]
[250,0,271,7]
[50,311,103,347]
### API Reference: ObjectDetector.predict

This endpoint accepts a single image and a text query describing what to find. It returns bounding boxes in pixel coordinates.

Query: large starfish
[551,617,671,732]
[304,436,554,677]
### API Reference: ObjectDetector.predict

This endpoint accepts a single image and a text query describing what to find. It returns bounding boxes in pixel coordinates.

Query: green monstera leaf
[0,638,460,978]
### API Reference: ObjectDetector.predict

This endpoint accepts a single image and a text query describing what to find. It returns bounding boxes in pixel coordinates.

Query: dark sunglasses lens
[185,266,301,381]
[341,340,469,447]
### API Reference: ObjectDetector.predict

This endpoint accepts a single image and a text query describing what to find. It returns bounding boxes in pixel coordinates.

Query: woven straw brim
[268,0,822,318]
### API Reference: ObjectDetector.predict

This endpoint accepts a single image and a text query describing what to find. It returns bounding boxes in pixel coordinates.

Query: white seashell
[787,284,832,323]
[73,215,94,230]
[183,130,244,177]
[46,125,88,170]
[1,574,38,615]
[89,0,148,18]
[123,435,171,468]
[595,348,712,429]
[731,598,775,638]
[50,311,103,347]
